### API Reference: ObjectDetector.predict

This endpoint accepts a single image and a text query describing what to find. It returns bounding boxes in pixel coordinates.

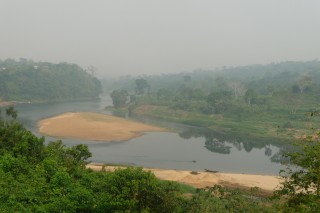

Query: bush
[274,133,320,211]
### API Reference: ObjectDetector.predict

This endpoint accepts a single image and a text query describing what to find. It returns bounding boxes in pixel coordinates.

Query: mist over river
[14,94,286,175]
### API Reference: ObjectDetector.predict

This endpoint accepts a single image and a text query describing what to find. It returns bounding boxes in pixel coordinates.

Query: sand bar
[38,112,166,141]
[0,101,14,107]
[39,112,281,192]
[87,164,281,192]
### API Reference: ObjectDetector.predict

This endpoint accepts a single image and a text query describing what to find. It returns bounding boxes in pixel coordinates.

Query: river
[13,95,287,175]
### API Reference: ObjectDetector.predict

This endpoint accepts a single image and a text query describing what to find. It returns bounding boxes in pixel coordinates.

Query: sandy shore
[39,112,281,192]
[38,112,166,141]
[87,164,281,192]
[0,101,14,107]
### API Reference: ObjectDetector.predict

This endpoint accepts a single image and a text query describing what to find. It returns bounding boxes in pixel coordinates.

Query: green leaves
[94,167,182,212]
[110,89,129,108]
[135,78,150,95]
[0,107,285,212]
[5,106,17,119]
[184,185,272,213]
[0,59,101,101]
[0,108,186,211]
[274,134,320,211]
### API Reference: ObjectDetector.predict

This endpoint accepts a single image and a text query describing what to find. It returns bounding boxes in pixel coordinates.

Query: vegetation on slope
[106,61,320,141]
[0,58,102,101]
[0,107,280,212]
[1,106,320,211]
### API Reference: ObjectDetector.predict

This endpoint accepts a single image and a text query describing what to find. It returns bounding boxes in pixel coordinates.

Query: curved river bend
[14,95,287,175]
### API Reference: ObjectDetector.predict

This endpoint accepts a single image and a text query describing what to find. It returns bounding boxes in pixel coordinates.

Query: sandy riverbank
[0,101,14,107]
[38,112,166,141]
[39,112,281,192]
[87,164,281,192]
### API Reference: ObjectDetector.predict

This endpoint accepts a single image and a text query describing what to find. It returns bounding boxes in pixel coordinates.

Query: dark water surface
[14,95,287,175]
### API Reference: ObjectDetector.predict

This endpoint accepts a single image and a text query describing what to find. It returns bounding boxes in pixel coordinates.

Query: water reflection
[178,127,292,164]
[265,147,272,156]
[121,109,293,167]
[205,138,231,154]
[6,96,293,174]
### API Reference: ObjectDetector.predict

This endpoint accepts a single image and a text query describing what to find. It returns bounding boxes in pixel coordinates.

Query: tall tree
[207,91,231,114]
[135,79,149,95]
[110,90,129,108]
[244,89,257,107]
[297,75,312,93]
[227,80,247,98]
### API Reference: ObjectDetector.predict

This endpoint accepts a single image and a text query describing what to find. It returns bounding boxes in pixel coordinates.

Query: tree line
[0,58,102,101]
[107,61,320,142]
[107,60,320,112]
[0,106,319,211]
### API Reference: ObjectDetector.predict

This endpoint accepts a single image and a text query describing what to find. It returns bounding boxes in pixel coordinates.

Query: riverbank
[37,110,283,192]
[0,101,14,107]
[38,112,166,141]
[87,164,281,193]
[130,104,311,142]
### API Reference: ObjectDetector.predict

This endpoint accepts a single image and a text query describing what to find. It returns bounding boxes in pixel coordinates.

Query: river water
[13,95,287,175]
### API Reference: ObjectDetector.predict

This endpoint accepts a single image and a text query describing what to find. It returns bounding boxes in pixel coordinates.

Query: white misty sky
[0,0,320,77]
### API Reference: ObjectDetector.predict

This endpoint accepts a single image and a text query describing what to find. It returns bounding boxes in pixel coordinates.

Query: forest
[0,58,101,101]
[0,105,319,212]
[106,60,320,142]
[0,60,319,211]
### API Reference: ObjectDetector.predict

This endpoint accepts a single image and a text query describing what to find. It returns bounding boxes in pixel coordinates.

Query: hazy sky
[1,1,320,77]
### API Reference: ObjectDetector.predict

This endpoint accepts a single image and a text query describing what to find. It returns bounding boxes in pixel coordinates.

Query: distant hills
[0,59,101,101]
[103,60,320,95]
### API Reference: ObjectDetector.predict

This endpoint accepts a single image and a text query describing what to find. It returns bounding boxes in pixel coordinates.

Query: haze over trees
[106,61,320,174]
[105,60,320,145]
[110,89,129,109]
[0,58,102,101]
[0,57,319,211]
[105,60,320,210]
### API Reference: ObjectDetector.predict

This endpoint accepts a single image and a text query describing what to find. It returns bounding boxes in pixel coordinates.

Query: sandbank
[39,112,282,192]
[0,101,14,107]
[38,112,166,141]
[87,164,281,192]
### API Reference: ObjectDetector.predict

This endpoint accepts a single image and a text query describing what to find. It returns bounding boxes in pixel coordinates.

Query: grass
[159,180,197,194]
[104,92,320,145]
[130,101,319,143]
[177,182,197,194]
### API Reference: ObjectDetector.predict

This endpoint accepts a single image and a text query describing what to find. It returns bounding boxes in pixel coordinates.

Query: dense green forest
[1,106,319,211]
[105,60,320,141]
[0,58,101,101]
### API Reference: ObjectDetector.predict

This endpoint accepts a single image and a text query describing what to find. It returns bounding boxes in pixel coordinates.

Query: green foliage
[0,108,94,211]
[184,185,274,213]
[274,133,320,211]
[0,107,305,212]
[244,88,258,106]
[94,167,182,212]
[157,88,173,101]
[105,60,320,143]
[5,106,17,119]
[135,78,150,95]
[0,108,45,164]
[207,91,232,114]
[0,108,186,211]
[110,89,129,108]
[0,58,101,101]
